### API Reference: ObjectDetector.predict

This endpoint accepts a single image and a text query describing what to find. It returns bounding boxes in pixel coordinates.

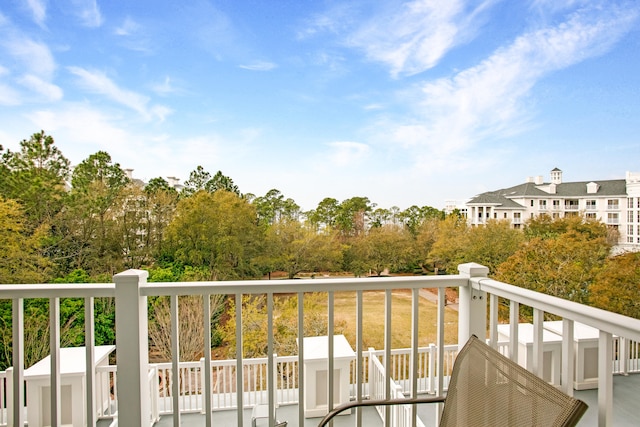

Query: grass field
[331,290,459,350]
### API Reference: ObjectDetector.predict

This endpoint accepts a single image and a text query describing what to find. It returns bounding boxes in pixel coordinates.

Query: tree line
[0,131,638,367]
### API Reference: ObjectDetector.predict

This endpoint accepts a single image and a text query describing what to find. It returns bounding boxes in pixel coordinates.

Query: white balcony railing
[1,264,640,427]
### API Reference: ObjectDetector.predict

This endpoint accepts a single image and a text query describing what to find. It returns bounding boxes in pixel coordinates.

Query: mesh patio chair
[318,335,588,427]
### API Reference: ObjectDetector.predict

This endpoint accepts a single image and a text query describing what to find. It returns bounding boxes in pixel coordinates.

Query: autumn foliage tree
[496,216,611,305]
[590,252,640,319]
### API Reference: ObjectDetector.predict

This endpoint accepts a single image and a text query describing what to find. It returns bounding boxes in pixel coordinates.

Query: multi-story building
[466,168,640,251]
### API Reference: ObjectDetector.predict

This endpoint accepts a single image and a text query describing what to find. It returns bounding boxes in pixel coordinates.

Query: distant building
[465,168,640,251]
[444,200,468,218]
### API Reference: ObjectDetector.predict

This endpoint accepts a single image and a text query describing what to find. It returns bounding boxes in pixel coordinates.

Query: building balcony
[0,263,639,427]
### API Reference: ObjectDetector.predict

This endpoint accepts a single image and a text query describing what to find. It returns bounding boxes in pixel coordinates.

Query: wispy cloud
[4,37,56,79]
[25,0,47,27]
[379,3,637,165]
[326,141,370,166]
[151,76,178,96]
[67,66,171,121]
[0,83,21,106]
[347,0,496,77]
[114,16,140,36]
[239,61,277,71]
[18,74,63,101]
[297,3,356,39]
[113,16,152,52]
[71,0,103,27]
[0,32,62,103]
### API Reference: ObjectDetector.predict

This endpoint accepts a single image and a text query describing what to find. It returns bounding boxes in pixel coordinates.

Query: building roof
[467,178,627,208]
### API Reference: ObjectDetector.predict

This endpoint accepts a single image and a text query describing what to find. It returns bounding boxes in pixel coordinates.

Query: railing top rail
[0,282,115,299]
[140,275,467,297]
[472,277,640,341]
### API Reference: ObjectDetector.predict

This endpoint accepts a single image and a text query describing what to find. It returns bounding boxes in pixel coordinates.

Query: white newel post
[457,263,488,347]
[114,269,150,426]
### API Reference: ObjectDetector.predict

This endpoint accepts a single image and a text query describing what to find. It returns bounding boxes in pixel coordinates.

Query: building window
[629,211,635,223]
[629,225,634,236]
[552,200,560,210]
[513,212,521,223]
[608,213,619,224]
[539,200,547,210]
[607,199,619,210]
[531,200,534,207]
[586,200,596,210]
[503,213,507,219]
[552,212,560,219]
[586,213,597,219]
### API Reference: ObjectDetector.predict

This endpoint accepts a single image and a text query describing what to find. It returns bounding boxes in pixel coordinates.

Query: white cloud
[239,61,277,71]
[0,83,21,105]
[151,76,177,96]
[26,104,180,175]
[1,35,61,102]
[346,0,496,77]
[382,3,637,158]
[71,0,103,28]
[18,74,63,101]
[4,37,56,79]
[326,141,370,166]
[67,66,171,121]
[114,16,140,36]
[25,0,47,26]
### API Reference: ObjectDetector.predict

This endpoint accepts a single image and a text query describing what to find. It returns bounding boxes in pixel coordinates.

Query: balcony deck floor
[97,372,640,426]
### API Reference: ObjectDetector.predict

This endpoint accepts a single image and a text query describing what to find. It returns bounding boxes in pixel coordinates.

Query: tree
[166,190,261,280]
[181,165,211,197]
[400,205,445,236]
[205,171,240,195]
[181,166,240,197]
[0,198,48,283]
[413,217,442,272]
[253,189,300,227]
[0,131,70,231]
[336,196,373,238]
[306,197,340,231]
[370,208,390,228]
[142,178,178,259]
[590,252,640,319]
[50,151,130,275]
[148,294,225,362]
[465,220,524,274]
[349,225,415,276]
[428,214,470,274]
[495,233,610,305]
[263,220,343,278]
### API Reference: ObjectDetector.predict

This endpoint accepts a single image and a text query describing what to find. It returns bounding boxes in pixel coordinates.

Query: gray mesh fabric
[440,335,587,427]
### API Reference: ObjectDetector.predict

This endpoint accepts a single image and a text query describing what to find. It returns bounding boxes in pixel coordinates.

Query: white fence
[2,264,640,426]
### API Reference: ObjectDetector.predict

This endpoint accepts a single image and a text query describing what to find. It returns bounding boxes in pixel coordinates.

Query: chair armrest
[317,396,446,427]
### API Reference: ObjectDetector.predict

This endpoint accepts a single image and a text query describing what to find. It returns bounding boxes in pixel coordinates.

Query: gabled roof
[467,178,627,208]
[552,179,626,197]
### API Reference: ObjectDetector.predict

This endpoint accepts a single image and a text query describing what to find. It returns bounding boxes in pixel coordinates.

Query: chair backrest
[440,335,588,427]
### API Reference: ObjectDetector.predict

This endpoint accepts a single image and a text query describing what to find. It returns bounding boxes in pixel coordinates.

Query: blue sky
[1,0,639,211]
